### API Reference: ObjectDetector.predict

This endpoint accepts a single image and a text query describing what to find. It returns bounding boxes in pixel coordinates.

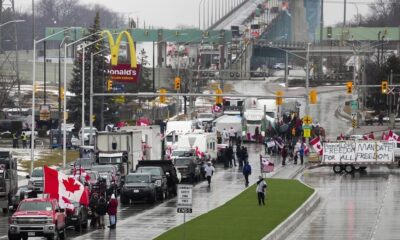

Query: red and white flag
[44,166,89,207]
[310,136,323,156]
[195,146,205,158]
[387,130,399,141]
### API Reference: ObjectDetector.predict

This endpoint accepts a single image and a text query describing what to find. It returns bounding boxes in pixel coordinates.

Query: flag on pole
[44,166,89,207]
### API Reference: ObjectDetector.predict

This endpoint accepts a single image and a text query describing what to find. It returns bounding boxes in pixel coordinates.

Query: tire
[120,194,129,205]
[75,219,81,231]
[333,165,343,174]
[8,232,21,240]
[344,165,354,174]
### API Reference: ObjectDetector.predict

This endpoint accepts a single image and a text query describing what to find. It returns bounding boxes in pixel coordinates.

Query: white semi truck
[95,131,142,177]
[312,140,398,174]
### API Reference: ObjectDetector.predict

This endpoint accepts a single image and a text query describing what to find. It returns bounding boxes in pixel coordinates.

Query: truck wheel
[344,165,354,174]
[333,165,343,174]
[120,194,129,205]
[8,233,21,240]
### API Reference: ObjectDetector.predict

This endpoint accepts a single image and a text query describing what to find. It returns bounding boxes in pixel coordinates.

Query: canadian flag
[44,166,89,207]
[195,146,205,158]
[387,130,399,141]
[310,136,323,156]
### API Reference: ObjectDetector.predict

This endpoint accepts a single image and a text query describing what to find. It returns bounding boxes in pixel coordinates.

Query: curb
[262,189,320,240]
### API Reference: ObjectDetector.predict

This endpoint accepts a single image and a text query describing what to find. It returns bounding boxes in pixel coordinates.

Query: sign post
[177,184,193,240]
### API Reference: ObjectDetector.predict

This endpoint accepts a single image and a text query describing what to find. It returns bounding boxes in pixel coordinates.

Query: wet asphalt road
[287,167,400,240]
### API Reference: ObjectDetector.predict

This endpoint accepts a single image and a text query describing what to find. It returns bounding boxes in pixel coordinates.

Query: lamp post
[31,27,78,174]
[199,0,205,30]
[89,47,110,145]
[62,30,102,168]
[58,36,69,144]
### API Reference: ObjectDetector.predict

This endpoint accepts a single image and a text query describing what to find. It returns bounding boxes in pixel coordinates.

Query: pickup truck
[8,198,66,240]
[174,157,202,183]
[136,160,179,200]
[120,173,157,204]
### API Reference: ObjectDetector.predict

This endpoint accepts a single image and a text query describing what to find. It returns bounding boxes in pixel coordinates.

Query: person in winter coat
[242,161,252,187]
[89,193,99,228]
[96,195,107,229]
[107,194,118,229]
[281,146,288,166]
[256,176,267,206]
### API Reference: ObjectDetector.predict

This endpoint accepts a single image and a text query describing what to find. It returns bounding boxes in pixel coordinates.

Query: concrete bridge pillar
[290,0,308,42]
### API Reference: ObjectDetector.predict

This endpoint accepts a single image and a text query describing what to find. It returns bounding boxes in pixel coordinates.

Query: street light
[58,36,69,146]
[0,19,25,28]
[31,27,79,174]
[198,0,205,30]
[63,30,103,168]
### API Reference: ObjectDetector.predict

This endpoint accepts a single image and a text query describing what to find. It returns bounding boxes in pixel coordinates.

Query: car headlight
[46,217,53,224]
[155,180,162,187]
[9,217,17,224]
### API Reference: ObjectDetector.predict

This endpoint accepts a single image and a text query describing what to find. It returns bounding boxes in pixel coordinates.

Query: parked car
[8,198,66,239]
[65,201,89,231]
[120,173,157,204]
[27,167,44,194]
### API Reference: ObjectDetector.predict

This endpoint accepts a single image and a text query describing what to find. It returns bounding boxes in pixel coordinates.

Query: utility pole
[319,0,324,80]
[343,0,347,27]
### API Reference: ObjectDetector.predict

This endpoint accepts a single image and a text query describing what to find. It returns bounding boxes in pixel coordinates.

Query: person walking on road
[12,132,19,148]
[89,193,99,228]
[107,194,118,229]
[242,161,252,187]
[222,128,229,143]
[299,143,305,165]
[204,162,215,187]
[281,146,288,166]
[21,132,27,149]
[96,195,107,229]
[256,176,267,206]
[229,127,236,146]
[378,112,384,126]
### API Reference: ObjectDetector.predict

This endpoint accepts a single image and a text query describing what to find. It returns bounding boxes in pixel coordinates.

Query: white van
[177,132,218,161]
[212,115,243,136]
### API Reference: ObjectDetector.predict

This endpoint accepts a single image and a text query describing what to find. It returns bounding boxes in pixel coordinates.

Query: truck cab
[8,198,66,240]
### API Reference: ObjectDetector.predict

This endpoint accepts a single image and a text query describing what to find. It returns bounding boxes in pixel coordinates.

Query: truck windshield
[246,120,261,125]
[99,157,122,164]
[31,169,43,177]
[174,158,191,166]
[18,202,53,211]
[137,167,161,176]
[126,175,150,183]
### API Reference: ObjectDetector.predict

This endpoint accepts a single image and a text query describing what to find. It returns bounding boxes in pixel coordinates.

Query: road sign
[303,115,312,125]
[388,87,395,95]
[351,100,358,110]
[177,184,193,213]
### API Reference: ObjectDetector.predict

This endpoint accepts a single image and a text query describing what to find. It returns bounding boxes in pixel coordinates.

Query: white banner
[322,141,395,164]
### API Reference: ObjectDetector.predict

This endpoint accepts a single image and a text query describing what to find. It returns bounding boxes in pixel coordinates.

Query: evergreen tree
[67,12,118,131]
[125,48,152,93]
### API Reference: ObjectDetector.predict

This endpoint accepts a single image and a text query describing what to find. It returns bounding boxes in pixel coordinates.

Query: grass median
[155,179,314,240]
[20,150,79,171]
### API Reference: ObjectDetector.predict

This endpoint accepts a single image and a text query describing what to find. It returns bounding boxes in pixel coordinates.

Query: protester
[256,176,267,206]
[228,145,236,167]
[96,195,107,229]
[299,142,305,165]
[21,132,27,149]
[107,194,118,229]
[378,112,384,126]
[89,193,99,228]
[229,127,236,146]
[204,162,215,186]
[236,146,243,168]
[242,161,252,187]
[369,131,375,140]
[12,132,19,148]
[222,128,229,143]
[281,145,288,166]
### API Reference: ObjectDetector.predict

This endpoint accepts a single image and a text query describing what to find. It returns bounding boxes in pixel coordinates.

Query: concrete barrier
[262,188,320,240]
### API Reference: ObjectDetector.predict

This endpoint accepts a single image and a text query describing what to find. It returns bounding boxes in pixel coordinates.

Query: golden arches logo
[102,30,137,69]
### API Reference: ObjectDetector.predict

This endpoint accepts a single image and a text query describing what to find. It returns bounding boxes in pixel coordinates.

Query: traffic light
[107,80,113,91]
[309,89,317,104]
[160,88,166,103]
[60,87,65,101]
[327,26,332,39]
[92,115,96,122]
[381,80,388,94]
[346,82,353,94]
[275,91,283,105]
[215,88,223,105]
[174,77,181,90]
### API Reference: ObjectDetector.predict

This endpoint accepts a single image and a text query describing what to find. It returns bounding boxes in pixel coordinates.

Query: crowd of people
[89,193,119,229]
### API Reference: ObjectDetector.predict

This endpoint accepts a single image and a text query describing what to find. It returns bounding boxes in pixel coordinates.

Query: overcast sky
[16,0,376,29]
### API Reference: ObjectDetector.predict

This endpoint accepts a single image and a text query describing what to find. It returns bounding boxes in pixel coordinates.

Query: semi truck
[95,131,142,179]
[311,140,398,174]
[0,151,18,212]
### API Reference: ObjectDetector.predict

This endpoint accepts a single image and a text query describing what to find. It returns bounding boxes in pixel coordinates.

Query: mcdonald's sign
[102,30,140,82]
[102,30,137,68]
